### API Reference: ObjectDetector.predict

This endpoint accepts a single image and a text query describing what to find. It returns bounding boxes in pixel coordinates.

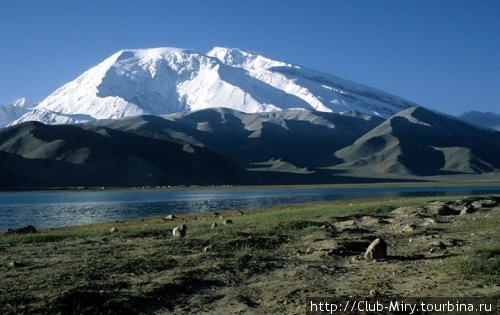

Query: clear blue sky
[0,0,498,115]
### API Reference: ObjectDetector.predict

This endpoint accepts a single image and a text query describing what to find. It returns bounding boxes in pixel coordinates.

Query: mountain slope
[95,108,383,170]
[459,111,500,131]
[335,107,500,175]
[0,119,242,188]
[10,47,418,126]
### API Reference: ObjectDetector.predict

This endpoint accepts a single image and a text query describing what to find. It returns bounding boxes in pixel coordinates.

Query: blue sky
[0,0,498,115]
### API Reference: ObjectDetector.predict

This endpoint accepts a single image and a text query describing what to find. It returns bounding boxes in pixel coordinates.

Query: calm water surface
[1,185,499,230]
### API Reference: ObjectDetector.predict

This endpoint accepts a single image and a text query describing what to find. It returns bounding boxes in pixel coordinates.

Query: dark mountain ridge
[1,107,499,188]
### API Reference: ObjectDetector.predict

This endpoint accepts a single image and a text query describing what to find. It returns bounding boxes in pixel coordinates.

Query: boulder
[364,238,387,261]
[109,227,118,233]
[223,218,233,225]
[211,222,218,229]
[172,224,187,237]
[165,214,176,220]
[428,203,460,216]
[460,205,475,215]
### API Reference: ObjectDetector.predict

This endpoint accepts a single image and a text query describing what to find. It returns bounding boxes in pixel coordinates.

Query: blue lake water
[0,185,499,230]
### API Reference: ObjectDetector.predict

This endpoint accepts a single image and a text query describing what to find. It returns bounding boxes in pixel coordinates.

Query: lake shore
[1,195,498,313]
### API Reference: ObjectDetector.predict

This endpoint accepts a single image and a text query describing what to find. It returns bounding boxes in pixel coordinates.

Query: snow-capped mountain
[0,98,33,127]
[9,47,419,126]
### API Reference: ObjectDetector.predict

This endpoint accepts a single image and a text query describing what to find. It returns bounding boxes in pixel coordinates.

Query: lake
[1,185,499,230]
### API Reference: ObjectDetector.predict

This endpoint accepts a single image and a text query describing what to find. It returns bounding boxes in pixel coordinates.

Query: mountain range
[1,106,499,188]
[0,47,499,188]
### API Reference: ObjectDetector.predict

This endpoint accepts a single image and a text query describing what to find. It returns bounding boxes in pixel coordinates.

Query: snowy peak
[207,47,289,70]
[9,46,420,126]
[0,98,33,127]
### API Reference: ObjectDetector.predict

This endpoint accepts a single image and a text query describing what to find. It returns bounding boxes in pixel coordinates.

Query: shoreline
[1,186,500,231]
[1,179,500,194]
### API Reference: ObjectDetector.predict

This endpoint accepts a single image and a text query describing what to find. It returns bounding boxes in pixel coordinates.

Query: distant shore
[1,179,500,194]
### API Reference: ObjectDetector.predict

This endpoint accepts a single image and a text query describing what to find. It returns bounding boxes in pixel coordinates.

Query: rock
[391,206,423,218]
[223,218,233,225]
[402,223,416,233]
[109,227,118,233]
[211,222,218,229]
[472,199,497,209]
[364,238,387,261]
[8,261,21,267]
[99,237,110,244]
[369,289,377,297]
[165,214,176,220]
[421,218,437,226]
[429,241,446,249]
[428,203,460,216]
[5,225,38,234]
[172,224,187,238]
[460,204,475,215]
[203,245,213,252]
[360,216,380,226]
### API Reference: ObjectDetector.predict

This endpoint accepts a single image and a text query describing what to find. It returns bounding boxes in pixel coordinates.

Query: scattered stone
[472,199,497,209]
[360,216,380,226]
[364,238,387,261]
[421,218,437,226]
[165,214,176,220]
[211,222,218,229]
[429,204,460,215]
[223,218,233,225]
[402,223,416,233]
[428,203,460,216]
[5,225,38,234]
[203,245,213,252]
[333,219,357,231]
[109,227,118,233]
[391,206,422,218]
[8,261,21,267]
[429,241,446,249]
[172,224,187,238]
[460,205,475,215]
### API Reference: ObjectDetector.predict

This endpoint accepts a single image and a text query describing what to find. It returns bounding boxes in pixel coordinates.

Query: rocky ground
[0,196,498,314]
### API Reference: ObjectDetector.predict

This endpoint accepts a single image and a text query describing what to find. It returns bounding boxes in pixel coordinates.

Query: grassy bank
[0,195,498,314]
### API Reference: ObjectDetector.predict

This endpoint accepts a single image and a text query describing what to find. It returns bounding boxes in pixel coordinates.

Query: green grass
[452,245,500,285]
[0,194,498,313]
